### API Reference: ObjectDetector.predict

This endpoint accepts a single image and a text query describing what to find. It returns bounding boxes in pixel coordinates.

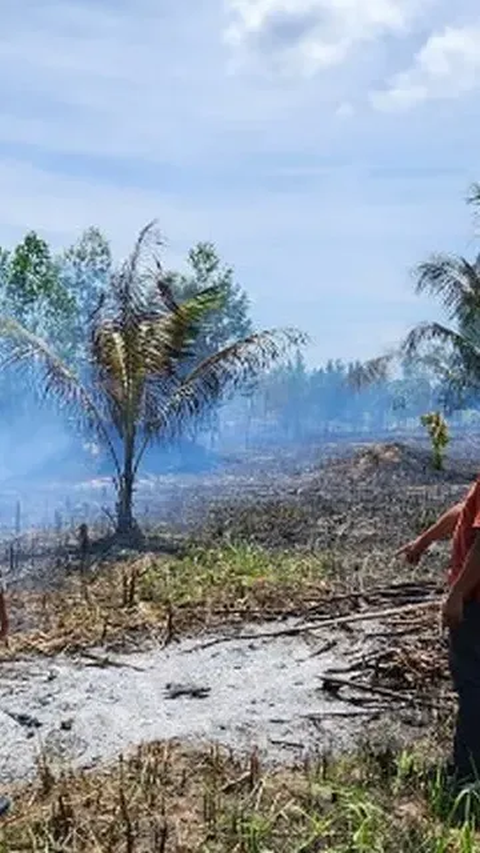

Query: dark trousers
[449,600,480,783]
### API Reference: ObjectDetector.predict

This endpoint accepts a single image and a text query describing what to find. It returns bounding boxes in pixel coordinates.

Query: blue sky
[1,0,480,367]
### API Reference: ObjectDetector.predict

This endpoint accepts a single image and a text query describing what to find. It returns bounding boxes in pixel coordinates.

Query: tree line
[1,224,474,451]
[3,185,480,535]
[217,353,480,450]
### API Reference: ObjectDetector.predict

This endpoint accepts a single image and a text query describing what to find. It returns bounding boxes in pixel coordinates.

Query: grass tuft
[2,739,480,851]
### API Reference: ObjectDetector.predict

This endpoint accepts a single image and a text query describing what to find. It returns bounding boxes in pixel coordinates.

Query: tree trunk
[115,434,139,540]
[116,474,134,535]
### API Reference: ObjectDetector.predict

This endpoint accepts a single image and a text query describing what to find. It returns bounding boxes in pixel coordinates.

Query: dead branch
[304,709,383,719]
[78,651,146,672]
[182,600,441,654]
[317,673,449,710]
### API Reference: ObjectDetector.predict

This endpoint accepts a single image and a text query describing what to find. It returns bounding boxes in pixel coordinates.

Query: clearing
[0,437,475,849]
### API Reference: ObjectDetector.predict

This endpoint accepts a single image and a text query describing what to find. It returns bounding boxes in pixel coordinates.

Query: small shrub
[420,412,450,471]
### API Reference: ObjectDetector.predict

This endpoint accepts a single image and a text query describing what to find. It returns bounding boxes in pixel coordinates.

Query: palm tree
[397,185,480,410]
[349,186,480,410]
[401,256,480,411]
[0,223,306,539]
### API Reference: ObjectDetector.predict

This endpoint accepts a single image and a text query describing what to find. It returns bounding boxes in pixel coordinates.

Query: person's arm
[419,502,464,544]
[396,500,465,564]
[443,531,480,628]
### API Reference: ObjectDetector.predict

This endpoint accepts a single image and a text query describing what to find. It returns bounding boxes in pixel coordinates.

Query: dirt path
[0,617,386,785]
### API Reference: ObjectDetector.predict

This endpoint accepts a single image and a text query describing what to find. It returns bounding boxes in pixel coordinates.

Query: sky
[1,0,480,367]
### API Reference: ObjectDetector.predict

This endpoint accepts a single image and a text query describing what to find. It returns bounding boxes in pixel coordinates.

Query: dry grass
[2,439,464,660]
[1,543,333,658]
[2,736,480,851]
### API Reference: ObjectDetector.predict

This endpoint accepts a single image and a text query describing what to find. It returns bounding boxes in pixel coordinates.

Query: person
[397,482,480,788]
[0,586,11,818]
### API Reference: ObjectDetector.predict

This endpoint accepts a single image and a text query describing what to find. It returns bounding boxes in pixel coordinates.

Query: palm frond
[90,285,227,444]
[132,327,307,471]
[154,260,179,313]
[0,316,121,481]
[415,256,480,320]
[467,183,480,207]
[93,286,224,388]
[402,321,460,360]
[170,327,307,415]
[346,353,394,390]
[402,321,480,396]
[86,292,106,324]
[150,286,225,367]
[111,221,163,320]
[124,220,161,284]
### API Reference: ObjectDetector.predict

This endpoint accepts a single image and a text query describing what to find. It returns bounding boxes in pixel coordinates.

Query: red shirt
[449,480,480,601]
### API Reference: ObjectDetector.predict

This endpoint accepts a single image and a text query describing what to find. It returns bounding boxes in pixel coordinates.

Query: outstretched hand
[395,538,426,566]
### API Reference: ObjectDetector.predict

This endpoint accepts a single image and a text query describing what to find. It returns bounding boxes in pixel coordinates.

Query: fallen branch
[325,646,418,676]
[317,674,446,710]
[306,601,441,634]
[302,639,338,660]
[303,709,383,719]
[221,771,252,793]
[78,651,146,672]
[1,708,42,729]
[183,600,441,653]
[289,582,440,623]
[269,738,306,749]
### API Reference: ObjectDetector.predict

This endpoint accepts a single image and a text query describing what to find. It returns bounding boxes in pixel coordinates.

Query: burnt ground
[0,436,473,783]
[0,434,476,601]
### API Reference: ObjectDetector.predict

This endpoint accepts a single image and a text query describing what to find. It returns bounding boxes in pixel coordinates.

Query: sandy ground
[0,618,383,785]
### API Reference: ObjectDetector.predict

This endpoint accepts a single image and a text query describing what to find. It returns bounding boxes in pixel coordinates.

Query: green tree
[0,222,304,538]
[60,226,112,368]
[0,232,76,354]
[165,242,253,443]
[262,351,309,441]
[167,242,252,358]
[0,233,78,424]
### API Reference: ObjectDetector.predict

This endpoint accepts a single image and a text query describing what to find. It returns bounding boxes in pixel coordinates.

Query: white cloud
[224,0,431,76]
[0,0,338,166]
[0,0,479,365]
[0,1,257,165]
[371,23,480,110]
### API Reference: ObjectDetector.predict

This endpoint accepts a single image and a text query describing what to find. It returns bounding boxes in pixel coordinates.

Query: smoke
[0,354,474,538]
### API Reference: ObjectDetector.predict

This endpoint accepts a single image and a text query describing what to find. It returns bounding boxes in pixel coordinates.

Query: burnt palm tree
[0,223,305,538]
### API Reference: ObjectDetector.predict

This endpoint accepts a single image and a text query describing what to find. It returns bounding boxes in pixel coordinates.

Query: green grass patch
[4,543,331,657]
[139,542,330,608]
